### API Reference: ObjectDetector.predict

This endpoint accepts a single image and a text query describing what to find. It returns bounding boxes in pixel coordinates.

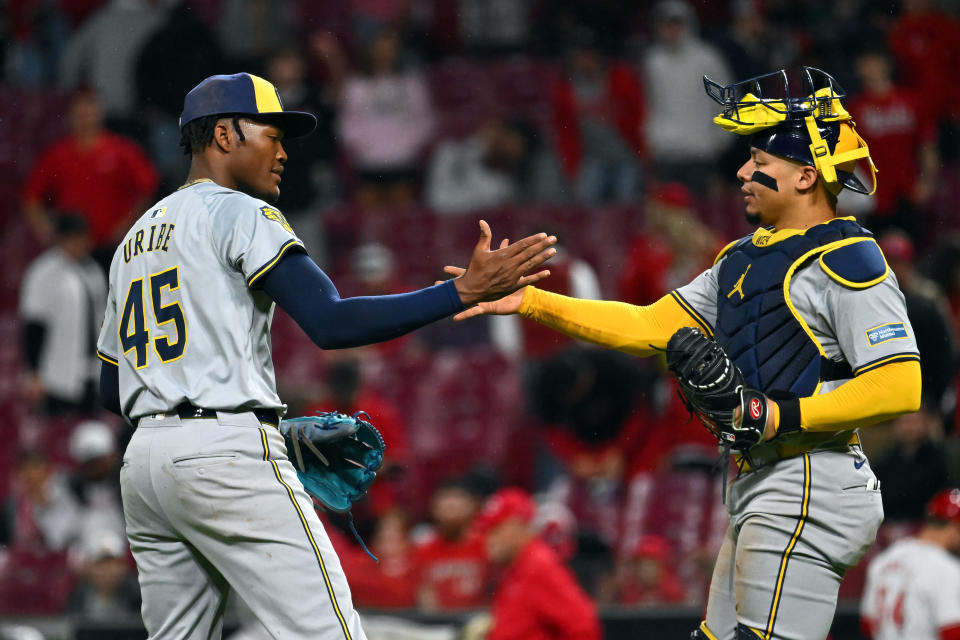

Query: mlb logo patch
[866,322,908,346]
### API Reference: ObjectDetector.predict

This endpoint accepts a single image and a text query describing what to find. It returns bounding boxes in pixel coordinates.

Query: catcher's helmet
[928,488,960,526]
[704,67,877,196]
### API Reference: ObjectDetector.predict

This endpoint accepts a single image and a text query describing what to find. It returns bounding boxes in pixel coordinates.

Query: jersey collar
[751,216,856,247]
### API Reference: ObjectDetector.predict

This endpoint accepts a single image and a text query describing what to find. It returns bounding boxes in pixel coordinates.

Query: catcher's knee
[690,621,720,640]
[736,623,765,639]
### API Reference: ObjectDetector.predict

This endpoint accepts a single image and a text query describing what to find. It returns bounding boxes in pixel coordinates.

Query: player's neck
[185,157,238,192]
[772,203,836,232]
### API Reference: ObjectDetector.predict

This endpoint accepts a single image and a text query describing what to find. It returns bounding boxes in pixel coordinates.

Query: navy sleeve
[99,360,122,416]
[261,251,465,349]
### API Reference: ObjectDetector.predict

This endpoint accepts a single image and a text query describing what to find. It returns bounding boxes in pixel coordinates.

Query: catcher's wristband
[737,389,769,440]
[768,390,802,437]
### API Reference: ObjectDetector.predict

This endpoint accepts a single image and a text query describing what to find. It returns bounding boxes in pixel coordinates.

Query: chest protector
[714,218,871,398]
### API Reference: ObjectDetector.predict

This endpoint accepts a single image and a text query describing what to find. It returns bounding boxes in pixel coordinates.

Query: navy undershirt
[100,250,465,416]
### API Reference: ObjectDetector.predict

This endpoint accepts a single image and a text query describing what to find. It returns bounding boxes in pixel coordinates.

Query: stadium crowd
[4,0,960,634]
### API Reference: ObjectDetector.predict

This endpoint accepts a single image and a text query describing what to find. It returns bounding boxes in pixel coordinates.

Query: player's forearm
[517,288,699,356]
[263,252,464,349]
[798,360,921,432]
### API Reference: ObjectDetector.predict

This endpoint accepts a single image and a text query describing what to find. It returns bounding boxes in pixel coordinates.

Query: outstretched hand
[451,220,556,307]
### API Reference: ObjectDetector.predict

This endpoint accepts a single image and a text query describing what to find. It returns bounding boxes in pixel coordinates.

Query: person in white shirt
[861,488,960,640]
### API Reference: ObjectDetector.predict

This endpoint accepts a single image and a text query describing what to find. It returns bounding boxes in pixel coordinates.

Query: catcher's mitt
[280,411,385,513]
[665,327,767,452]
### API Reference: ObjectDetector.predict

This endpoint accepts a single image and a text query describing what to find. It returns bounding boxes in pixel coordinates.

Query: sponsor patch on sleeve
[865,322,908,346]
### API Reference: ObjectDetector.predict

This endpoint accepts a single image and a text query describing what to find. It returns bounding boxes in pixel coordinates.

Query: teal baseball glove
[280,411,385,513]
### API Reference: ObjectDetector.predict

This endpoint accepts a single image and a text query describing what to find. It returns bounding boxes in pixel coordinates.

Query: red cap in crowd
[879,231,915,263]
[928,488,960,525]
[651,182,694,210]
[475,488,535,533]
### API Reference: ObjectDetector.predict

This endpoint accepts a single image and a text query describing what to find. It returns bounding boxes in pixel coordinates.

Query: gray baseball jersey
[674,223,918,640]
[97,179,301,419]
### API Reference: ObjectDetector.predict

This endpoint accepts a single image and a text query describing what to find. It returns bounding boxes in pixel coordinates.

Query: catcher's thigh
[125,414,368,640]
[704,451,883,640]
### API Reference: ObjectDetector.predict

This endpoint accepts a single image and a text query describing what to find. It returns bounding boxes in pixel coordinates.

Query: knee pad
[736,623,765,639]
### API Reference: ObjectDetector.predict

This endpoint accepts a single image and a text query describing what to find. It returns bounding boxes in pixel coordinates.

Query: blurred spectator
[19,214,106,415]
[67,420,124,539]
[478,488,601,640]
[338,24,436,210]
[427,117,565,214]
[873,404,950,521]
[59,0,170,133]
[551,27,645,204]
[457,0,532,58]
[0,450,81,553]
[879,229,957,422]
[848,47,939,239]
[4,0,70,86]
[618,183,724,306]
[711,0,793,82]
[134,0,226,191]
[860,488,960,640]
[642,0,733,195]
[414,473,490,610]
[21,88,159,268]
[267,47,342,215]
[608,534,686,606]
[340,510,419,609]
[65,529,139,619]
[215,0,293,70]
[888,0,960,144]
[306,357,410,523]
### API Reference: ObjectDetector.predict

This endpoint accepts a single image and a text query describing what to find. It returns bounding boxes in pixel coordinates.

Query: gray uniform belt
[136,403,280,428]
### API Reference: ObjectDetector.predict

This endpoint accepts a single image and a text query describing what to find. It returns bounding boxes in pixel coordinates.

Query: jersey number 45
[119,266,187,369]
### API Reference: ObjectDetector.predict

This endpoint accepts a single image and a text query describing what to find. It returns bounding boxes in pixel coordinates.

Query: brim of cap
[251,110,317,138]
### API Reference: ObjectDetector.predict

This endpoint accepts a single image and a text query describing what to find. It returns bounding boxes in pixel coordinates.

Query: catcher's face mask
[704,67,877,196]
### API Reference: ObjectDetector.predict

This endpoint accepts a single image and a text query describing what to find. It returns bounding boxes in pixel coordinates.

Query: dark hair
[179,114,246,155]
[54,213,89,237]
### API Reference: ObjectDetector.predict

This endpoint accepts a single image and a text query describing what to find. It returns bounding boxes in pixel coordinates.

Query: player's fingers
[474,219,492,252]
[516,269,551,287]
[514,245,557,275]
[498,231,549,256]
[508,235,557,263]
[443,265,467,276]
[499,238,509,249]
[453,306,487,322]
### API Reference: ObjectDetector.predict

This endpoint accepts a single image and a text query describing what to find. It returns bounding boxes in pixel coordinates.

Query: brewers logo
[260,206,293,234]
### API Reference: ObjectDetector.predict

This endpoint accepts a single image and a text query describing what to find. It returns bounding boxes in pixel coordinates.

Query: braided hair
[179,115,246,155]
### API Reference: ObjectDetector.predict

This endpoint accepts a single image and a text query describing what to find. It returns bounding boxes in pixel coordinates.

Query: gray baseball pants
[120,411,367,640]
[702,447,883,640]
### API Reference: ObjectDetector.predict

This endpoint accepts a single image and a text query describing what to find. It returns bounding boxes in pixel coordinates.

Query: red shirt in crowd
[22,133,158,246]
[551,63,645,179]
[414,531,489,609]
[889,10,960,122]
[848,88,936,216]
[488,539,601,640]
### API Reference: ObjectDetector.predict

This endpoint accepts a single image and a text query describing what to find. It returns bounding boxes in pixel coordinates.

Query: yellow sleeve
[517,287,703,357]
[797,360,922,432]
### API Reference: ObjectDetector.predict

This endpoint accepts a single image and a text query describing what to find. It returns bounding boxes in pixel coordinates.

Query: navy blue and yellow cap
[179,73,317,138]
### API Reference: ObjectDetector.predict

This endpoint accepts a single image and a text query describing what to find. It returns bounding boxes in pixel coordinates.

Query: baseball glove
[665,327,767,452]
[280,411,385,513]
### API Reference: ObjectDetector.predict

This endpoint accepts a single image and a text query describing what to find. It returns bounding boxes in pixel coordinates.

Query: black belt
[138,403,280,427]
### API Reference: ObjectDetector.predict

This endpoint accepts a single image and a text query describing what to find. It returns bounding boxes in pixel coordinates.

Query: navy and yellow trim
[247,239,305,288]
[177,178,214,191]
[670,291,714,339]
[818,238,888,289]
[259,428,353,640]
[764,453,811,640]
[714,239,741,265]
[698,621,720,640]
[97,350,119,366]
[854,352,921,376]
